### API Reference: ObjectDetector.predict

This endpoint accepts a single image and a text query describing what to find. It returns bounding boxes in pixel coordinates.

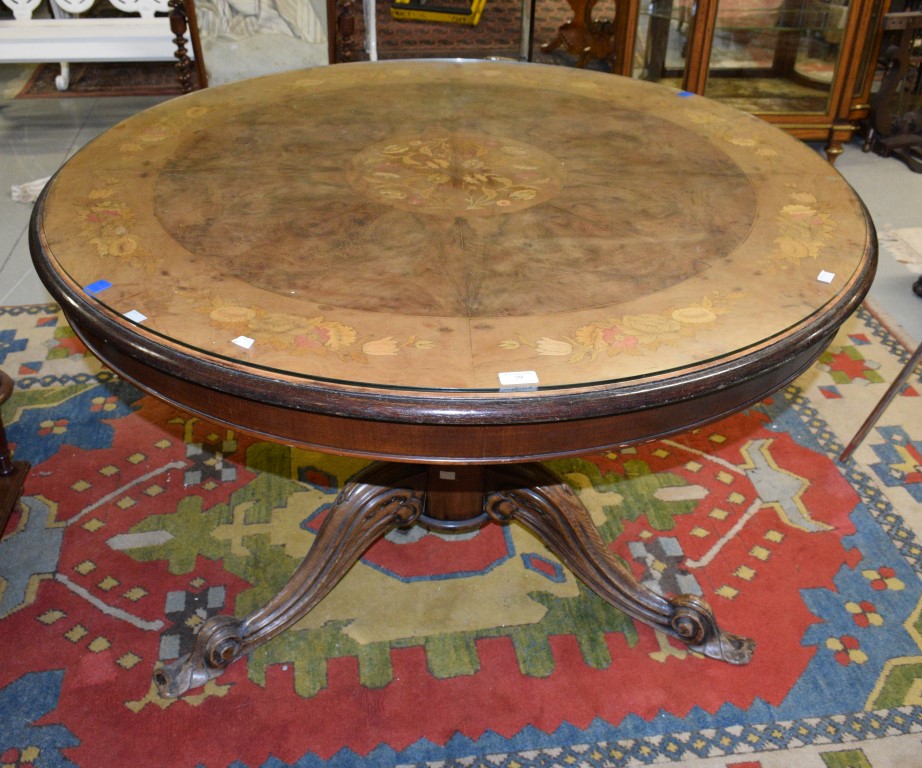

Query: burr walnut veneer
[30,60,876,698]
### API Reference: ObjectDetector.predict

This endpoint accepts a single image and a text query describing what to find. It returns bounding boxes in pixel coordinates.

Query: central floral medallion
[349,132,567,216]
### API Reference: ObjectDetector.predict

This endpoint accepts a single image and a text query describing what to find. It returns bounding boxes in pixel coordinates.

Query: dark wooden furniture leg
[327,0,359,64]
[840,337,922,461]
[0,371,29,537]
[169,0,209,92]
[840,280,922,461]
[484,464,754,663]
[154,460,752,697]
[154,462,427,697]
[862,10,922,173]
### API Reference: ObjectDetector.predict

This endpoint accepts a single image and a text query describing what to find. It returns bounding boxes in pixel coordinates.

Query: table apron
[70,320,834,464]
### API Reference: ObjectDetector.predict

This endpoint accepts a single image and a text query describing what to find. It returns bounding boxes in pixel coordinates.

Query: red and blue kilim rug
[1,303,921,768]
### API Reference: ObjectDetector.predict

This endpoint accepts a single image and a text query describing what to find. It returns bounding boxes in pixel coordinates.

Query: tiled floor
[833,141,922,348]
[1,90,171,306]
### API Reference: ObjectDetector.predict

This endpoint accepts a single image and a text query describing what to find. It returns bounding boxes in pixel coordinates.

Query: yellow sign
[390,0,487,26]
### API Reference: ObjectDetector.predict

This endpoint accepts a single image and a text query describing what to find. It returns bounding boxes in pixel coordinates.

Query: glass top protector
[39,61,872,394]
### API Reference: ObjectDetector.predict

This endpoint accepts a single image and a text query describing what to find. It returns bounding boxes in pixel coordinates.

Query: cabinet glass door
[702,0,851,113]
[631,0,694,85]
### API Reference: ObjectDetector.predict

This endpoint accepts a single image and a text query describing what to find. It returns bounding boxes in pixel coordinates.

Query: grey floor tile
[834,142,922,345]
[0,263,52,306]
[0,220,53,305]
[1,100,91,186]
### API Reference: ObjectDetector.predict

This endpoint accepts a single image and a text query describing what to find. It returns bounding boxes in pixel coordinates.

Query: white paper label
[124,309,147,323]
[817,270,835,284]
[232,336,255,349]
[498,370,539,387]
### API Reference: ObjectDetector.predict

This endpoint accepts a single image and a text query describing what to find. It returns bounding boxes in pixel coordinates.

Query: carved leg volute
[668,594,754,664]
[155,615,244,697]
[154,462,426,697]
[484,463,754,665]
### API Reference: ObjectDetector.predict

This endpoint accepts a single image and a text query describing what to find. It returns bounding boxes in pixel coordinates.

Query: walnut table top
[30,60,876,462]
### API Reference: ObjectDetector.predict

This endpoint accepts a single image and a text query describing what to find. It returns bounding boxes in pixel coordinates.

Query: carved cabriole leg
[155,458,752,697]
[154,462,426,698]
[483,463,754,665]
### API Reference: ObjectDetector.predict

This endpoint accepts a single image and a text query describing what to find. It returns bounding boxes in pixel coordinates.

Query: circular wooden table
[30,60,876,698]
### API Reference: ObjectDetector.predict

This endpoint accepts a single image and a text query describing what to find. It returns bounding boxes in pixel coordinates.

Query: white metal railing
[0,0,178,90]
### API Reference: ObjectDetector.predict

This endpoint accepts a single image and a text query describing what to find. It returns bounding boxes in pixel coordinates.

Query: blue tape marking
[84,280,112,295]
[678,91,694,98]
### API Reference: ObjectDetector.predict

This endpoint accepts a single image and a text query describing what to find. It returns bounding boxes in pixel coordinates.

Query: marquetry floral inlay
[682,106,780,158]
[351,133,565,216]
[500,293,739,363]
[204,300,438,362]
[774,191,836,265]
[76,182,154,269]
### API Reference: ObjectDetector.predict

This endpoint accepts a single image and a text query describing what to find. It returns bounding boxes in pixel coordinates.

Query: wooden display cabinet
[609,0,889,161]
[324,0,890,161]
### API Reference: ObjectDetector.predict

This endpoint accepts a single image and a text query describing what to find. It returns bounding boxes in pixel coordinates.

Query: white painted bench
[0,0,187,91]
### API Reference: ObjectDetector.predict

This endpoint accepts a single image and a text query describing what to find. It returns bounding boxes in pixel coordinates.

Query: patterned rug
[1,302,921,768]
[15,61,186,99]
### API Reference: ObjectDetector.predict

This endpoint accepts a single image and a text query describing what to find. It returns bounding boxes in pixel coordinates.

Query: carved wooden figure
[542,0,617,68]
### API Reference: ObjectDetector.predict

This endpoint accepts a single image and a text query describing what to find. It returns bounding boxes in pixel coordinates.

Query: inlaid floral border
[775,190,836,265]
[203,298,438,363]
[75,179,156,271]
[499,292,741,364]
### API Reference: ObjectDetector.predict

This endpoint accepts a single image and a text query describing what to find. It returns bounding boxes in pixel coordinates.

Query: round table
[30,60,876,698]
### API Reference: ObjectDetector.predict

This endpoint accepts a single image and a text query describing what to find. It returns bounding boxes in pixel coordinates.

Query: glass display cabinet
[611,0,888,160]
[323,0,889,161]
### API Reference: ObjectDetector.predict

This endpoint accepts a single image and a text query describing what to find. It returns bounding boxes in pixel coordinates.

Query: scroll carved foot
[154,462,426,697]
[155,615,244,697]
[484,463,754,665]
[669,594,754,664]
